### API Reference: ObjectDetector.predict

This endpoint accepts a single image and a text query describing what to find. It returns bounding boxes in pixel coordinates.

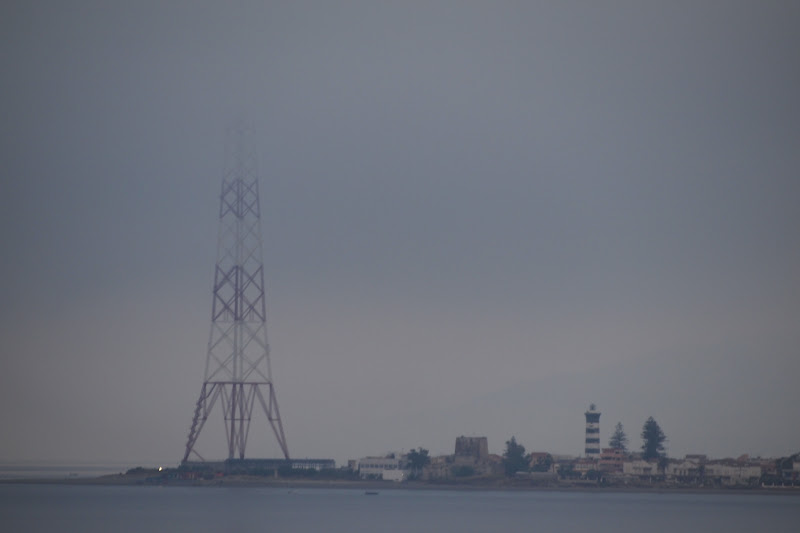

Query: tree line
[502,416,667,476]
[606,416,666,460]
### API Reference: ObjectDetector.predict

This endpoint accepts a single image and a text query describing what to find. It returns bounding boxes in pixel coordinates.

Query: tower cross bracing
[182,127,289,463]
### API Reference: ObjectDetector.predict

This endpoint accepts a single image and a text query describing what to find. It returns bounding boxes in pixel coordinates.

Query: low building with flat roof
[358,455,406,480]
[599,448,624,472]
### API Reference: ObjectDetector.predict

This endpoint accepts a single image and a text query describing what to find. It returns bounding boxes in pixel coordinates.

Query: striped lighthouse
[584,403,601,459]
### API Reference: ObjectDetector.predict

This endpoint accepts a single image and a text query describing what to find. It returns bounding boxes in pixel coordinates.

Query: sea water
[0,462,140,481]
[1,484,798,533]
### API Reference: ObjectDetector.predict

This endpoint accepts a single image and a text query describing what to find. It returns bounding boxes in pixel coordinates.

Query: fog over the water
[1,1,798,465]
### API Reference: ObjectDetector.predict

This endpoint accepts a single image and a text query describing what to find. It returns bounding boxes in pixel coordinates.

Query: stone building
[455,436,489,461]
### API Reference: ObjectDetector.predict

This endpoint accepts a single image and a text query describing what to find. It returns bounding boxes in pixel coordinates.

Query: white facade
[705,464,761,484]
[381,469,407,482]
[358,456,404,479]
[666,460,702,478]
[623,460,658,477]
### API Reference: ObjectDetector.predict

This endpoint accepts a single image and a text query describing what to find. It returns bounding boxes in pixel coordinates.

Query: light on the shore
[158,466,162,471]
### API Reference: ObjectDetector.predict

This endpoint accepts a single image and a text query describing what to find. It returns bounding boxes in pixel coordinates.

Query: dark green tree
[609,422,628,452]
[406,448,431,473]
[502,436,531,476]
[641,416,667,460]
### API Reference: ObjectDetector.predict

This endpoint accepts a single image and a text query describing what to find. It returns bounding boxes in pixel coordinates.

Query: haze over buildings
[1,1,799,466]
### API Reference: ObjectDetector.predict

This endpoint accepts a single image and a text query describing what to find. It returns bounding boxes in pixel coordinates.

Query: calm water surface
[2,484,798,533]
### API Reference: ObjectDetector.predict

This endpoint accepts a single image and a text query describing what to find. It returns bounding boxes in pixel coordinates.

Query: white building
[358,456,406,480]
[665,460,702,479]
[705,464,761,485]
[623,460,659,477]
[381,469,407,482]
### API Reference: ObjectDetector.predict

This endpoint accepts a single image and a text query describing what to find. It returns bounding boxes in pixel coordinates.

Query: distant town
[149,403,800,490]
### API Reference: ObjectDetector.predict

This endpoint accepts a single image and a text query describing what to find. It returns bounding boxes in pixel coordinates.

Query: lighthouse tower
[584,403,601,459]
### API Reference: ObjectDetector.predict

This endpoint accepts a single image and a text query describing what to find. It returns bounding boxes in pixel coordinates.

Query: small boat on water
[364,491,379,495]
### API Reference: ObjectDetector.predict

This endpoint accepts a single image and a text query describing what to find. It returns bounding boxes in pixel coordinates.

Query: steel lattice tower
[182,127,289,463]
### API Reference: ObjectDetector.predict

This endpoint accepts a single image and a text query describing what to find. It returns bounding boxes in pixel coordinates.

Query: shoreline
[2,474,799,496]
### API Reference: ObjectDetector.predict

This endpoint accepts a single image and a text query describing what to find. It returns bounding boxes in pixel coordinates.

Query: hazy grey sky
[1,1,798,465]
